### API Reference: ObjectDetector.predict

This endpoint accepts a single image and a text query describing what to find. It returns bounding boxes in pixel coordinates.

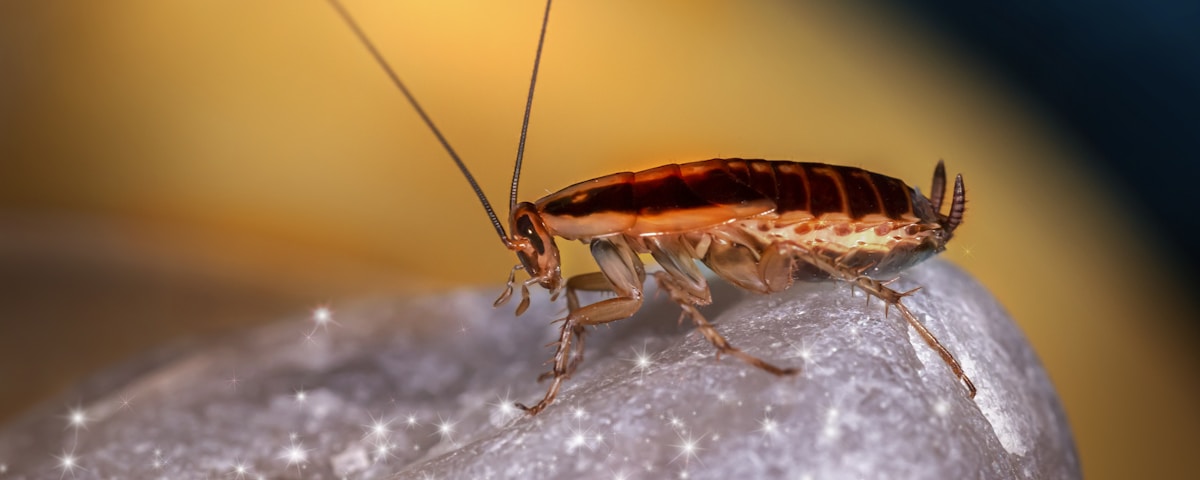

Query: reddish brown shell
[536,158,939,240]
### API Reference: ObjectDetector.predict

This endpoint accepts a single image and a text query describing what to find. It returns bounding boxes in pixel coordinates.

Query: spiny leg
[653,271,798,376]
[795,248,977,398]
[519,313,577,415]
[535,272,616,381]
[518,287,643,414]
[517,238,645,415]
[832,248,881,307]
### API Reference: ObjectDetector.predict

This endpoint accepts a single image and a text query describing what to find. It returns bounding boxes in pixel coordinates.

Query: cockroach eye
[516,215,544,254]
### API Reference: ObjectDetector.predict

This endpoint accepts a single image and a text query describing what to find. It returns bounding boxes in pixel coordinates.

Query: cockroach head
[509,202,562,292]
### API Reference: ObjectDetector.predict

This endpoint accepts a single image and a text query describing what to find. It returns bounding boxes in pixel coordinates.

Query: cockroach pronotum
[329,0,975,414]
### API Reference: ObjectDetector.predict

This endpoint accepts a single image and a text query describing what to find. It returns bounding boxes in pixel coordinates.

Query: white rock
[0,260,1078,479]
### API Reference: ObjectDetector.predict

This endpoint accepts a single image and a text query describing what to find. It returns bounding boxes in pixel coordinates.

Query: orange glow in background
[1,2,1195,478]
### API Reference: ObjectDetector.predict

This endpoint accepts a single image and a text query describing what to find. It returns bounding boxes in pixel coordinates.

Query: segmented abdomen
[537,158,933,239]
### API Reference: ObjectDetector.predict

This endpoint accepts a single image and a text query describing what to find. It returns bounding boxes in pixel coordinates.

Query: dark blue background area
[887,1,1200,275]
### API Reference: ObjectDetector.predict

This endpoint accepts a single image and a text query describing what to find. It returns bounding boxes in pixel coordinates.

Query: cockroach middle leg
[652,271,798,376]
[794,247,977,398]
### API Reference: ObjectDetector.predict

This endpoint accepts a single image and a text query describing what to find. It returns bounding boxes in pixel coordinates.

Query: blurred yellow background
[1,1,1195,478]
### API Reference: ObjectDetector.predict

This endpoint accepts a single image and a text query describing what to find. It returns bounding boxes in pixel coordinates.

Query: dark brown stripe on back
[836,166,882,219]
[805,165,844,216]
[869,172,914,219]
[540,175,634,217]
[679,160,765,207]
[745,160,780,204]
[721,159,752,185]
[541,160,919,222]
[634,165,711,215]
[771,162,809,213]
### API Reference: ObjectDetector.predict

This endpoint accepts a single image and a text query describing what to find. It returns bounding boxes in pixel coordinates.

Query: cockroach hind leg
[848,272,974,397]
[794,249,975,397]
[879,292,975,398]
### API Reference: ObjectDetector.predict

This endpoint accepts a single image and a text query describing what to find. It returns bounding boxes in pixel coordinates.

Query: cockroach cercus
[328,0,975,414]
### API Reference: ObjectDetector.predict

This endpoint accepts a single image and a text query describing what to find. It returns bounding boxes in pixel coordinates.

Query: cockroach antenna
[509,0,553,211]
[325,0,554,246]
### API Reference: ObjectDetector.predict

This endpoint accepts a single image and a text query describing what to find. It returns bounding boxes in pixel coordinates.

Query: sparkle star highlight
[433,414,457,445]
[756,413,781,441]
[670,431,706,467]
[63,406,88,432]
[311,305,339,331]
[628,343,655,383]
[279,439,310,472]
[491,392,520,422]
[362,412,394,440]
[229,458,253,479]
[54,449,84,479]
[293,387,308,404]
[564,420,606,453]
[302,305,340,345]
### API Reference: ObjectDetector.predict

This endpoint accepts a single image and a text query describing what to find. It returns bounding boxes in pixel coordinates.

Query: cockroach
[328,0,975,414]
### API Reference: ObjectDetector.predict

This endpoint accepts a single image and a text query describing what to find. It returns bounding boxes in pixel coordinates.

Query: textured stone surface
[0,260,1078,479]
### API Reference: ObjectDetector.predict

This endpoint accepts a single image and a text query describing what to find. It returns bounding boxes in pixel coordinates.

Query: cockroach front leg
[516,237,646,415]
[793,246,977,398]
[530,272,616,384]
[494,264,545,316]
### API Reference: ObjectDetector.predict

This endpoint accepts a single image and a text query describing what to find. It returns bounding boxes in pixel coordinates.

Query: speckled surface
[0,260,1078,479]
